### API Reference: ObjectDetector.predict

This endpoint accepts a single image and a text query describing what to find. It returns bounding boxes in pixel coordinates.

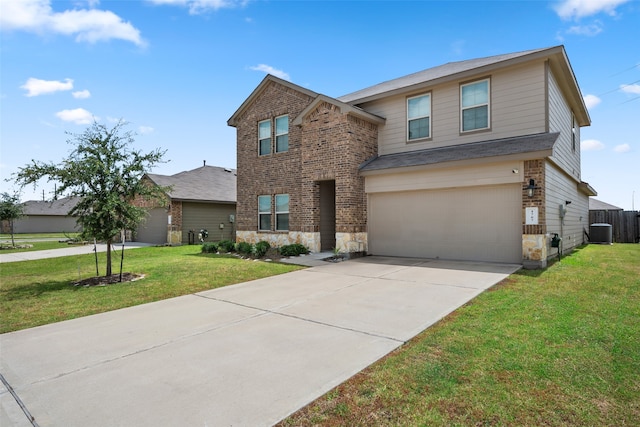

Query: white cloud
[21,77,73,97]
[0,0,146,46]
[72,89,91,99]
[566,21,603,36]
[581,139,605,151]
[583,94,601,109]
[147,0,246,14]
[620,83,640,95]
[249,64,290,81]
[553,0,630,20]
[614,144,631,153]
[55,108,95,124]
[138,126,154,134]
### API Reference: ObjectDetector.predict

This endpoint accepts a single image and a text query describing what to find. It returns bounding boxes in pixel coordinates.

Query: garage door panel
[369,185,521,263]
[136,208,167,244]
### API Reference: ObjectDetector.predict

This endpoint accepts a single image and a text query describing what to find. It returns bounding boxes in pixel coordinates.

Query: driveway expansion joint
[197,294,406,344]
[1,373,40,427]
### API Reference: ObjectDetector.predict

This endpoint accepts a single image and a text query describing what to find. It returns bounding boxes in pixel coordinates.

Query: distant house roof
[146,165,236,203]
[589,198,623,211]
[22,197,80,216]
[360,132,560,173]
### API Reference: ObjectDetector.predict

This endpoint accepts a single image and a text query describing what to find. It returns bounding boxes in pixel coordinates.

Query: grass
[0,245,303,333]
[0,240,79,253]
[0,232,82,253]
[279,244,640,427]
[0,232,79,240]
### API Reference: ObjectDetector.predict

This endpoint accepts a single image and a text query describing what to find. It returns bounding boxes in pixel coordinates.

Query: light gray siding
[548,67,581,180]
[13,216,80,234]
[182,202,236,243]
[360,61,547,156]
[545,161,589,255]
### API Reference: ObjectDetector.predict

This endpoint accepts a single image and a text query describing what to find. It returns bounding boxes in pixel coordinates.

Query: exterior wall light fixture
[527,179,538,198]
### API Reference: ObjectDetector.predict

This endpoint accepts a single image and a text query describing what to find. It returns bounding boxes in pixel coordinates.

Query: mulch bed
[72,273,145,287]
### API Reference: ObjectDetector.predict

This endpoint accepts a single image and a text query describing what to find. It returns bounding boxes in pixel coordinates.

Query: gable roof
[22,196,81,216]
[339,45,590,127]
[228,75,318,127]
[360,132,560,174]
[589,198,622,211]
[146,165,236,203]
[292,94,386,126]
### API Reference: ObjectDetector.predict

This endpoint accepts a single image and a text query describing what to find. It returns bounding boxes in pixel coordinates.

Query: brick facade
[234,80,378,251]
[522,159,548,268]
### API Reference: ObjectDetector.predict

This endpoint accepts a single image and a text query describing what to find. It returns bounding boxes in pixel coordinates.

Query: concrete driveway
[1,256,520,427]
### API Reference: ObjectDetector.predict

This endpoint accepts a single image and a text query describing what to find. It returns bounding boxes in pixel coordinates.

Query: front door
[319,181,336,251]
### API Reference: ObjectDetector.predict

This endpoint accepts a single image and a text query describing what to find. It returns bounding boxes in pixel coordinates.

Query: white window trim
[258,120,271,156]
[275,115,289,153]
[406,93,431,141]
[258,195,271,231]
[275,194,289,231]
[460,78,490,133]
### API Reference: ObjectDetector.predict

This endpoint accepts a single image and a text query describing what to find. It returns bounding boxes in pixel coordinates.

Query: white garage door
[368,184,522,263]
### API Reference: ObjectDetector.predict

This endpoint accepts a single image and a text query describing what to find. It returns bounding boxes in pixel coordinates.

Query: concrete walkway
[1,256,520,427]
[0,242,152,263]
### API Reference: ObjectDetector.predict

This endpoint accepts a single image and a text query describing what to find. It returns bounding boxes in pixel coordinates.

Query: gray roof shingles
[589,199,622,211]
[146,165,236,203]
[22,196,81,216]
[360,132,560,172]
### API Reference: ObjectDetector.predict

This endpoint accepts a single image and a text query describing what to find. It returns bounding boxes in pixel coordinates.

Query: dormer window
[407,93,431,141]
[461,78,490,132]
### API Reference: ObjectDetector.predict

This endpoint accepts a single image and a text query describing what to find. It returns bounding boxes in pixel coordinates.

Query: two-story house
[228,45,596,268]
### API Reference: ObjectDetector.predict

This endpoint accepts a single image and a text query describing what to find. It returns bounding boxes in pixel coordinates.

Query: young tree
[0,192,25,247]
[14,121,168,276]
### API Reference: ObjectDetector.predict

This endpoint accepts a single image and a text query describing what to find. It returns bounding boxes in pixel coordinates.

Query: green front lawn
[280,244,640,426]
[0,245,303,333]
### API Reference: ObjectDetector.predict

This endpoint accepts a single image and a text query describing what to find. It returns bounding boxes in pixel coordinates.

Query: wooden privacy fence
[589,210,640,243]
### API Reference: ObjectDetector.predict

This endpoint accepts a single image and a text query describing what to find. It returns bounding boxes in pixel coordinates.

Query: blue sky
[1,0,638,209]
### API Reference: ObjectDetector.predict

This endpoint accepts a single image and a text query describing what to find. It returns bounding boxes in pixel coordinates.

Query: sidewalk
[0,242,152,263]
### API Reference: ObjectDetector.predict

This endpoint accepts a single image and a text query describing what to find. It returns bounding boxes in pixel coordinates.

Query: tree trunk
[10,220,15,247]
[106,238,112,277]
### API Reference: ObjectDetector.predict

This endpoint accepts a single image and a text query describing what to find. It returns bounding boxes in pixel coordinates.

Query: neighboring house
[228,45,596,268]
[2,197,81,234]
[589,199,623,212]
[134,165,237,245]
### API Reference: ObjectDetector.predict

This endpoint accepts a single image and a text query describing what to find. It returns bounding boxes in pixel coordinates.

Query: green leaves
[11,120,168,275]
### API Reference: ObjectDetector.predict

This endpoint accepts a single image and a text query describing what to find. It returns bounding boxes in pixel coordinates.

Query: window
[275,194,289,231]
[571,114,577,152]
[407,94,431,140]
[461,79,490,132]
[258,195,271,230]
[275,115,289,152]
[258,120,271,156]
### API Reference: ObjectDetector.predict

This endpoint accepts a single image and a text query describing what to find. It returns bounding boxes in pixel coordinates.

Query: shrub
[201,242,218,253]
[279,243,309,257]
[236,241,253,255]
[253,241,271,258]
[217,240,235,253]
